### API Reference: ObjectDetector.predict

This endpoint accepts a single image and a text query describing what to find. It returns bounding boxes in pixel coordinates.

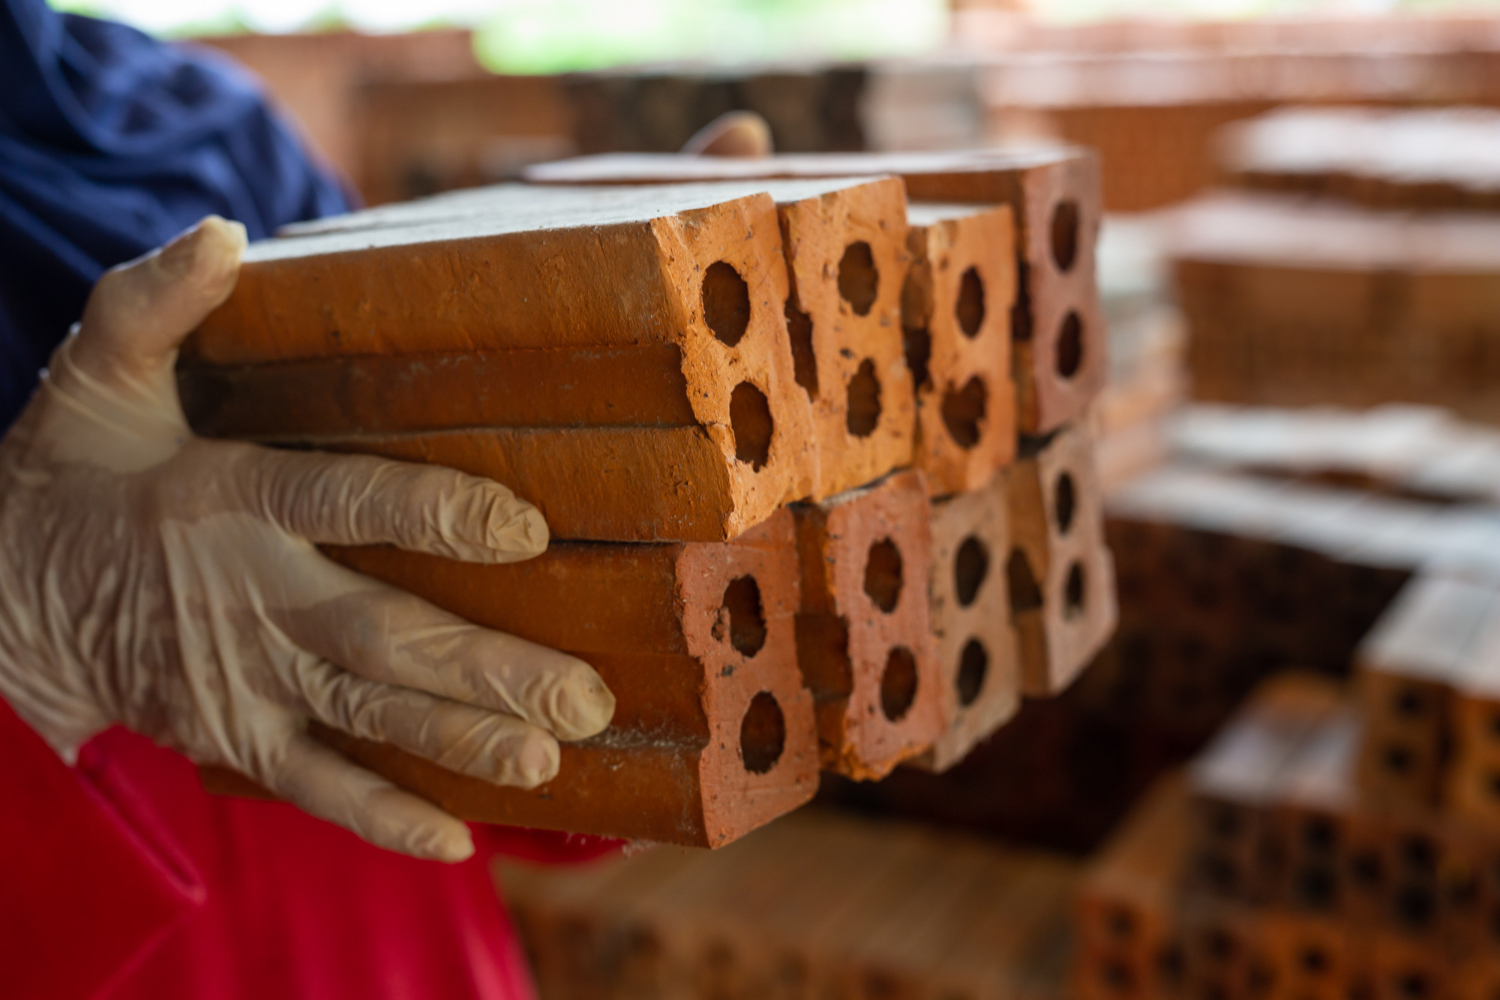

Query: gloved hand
[0,217,615,862]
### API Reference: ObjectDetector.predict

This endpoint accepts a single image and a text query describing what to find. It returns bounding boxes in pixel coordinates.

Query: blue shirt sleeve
[0,0,351,430]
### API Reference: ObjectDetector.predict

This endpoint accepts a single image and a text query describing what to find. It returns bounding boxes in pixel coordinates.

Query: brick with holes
[911,472,1021,772]
[1007,420,1118,695]
[179,182,818,543]
[201,510,818,848]
[525,148,1107,435]
[791,468,945,779]
[902,203,1018,497]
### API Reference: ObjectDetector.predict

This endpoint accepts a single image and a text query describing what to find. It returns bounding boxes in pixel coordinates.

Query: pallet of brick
[526,148,1107,436]
[181,181,829,543]
[916,471,1021,772]
[791,469,946,779]
[903,202,1018,497]
[498,807,1078,1000]
[204,510,819,848]
[269,174,917,503]
[1008,421,1117,696]
[1219,106,1500,213]
[1167,191,1500,425]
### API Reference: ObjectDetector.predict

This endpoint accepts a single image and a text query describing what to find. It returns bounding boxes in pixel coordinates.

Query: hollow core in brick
[1006,549,1043,614]
[730,381,773,469]
[739,691,786,774]
[1383,742,1415,775]
[954,535,989,608]
[715,575,767,657]
[838,241,879,316]
[956,266,985,338]
[1054,471,1077,535]
[1394,687,1426,718]
[703,261,752,347]
[956,638,988,707]
[941,376,987,450]
[785,290,820,399]
[845,359,882,437]
[880,646,919,721]
[864,538,904,613]
[1064,561,1086,617]
[1051,200,1080,273]
[1056,311,1084,379]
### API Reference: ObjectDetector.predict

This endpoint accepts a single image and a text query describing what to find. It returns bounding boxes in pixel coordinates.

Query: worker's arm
[0,216,616,864]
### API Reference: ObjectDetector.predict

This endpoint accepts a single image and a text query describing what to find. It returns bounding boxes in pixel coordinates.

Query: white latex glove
[0,217,615,862]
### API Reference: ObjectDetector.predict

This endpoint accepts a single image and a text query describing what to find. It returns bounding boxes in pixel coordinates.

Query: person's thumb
[73,216,248,385]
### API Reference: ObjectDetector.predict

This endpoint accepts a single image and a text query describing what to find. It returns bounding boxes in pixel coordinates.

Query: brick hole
[1006,549,1043,614]
[954,535,990,608]
[1300,946,1329,976]
[1248,962,1277,997]
[1064,561,1086,618]
[1107,908,1137,941]
[838,241,879,316]
[1200,852,1239,892]
[729,382,773,470]
[1200,980,1229,1000]
[1055,471,1077,534]
[941,376,987,450]
[1397,972,1429,1000]
[1100,959,1135,993]
[739,692,785,774]
[956,639,988,708]
[1209,804,1244,840]
[863,971,899,1000]
[1158,945,1186,983]
[880,647,919,721]
[956,266,985,338]
[1296,866,1337,910]
[784,290,819,399]
[1394,687,1426,718]
[1383,742,1415,775]
[846,359,882,437]
[1489,711,1500,739]
[1303,817,1338,854]
[716,576,767,658]
[1394,884,1435,929]
[1401,836,1436,875]
[864,539,904,613]
[1056,311,1084,379]
[703,261,751,347]
[1350,852,1384,888]
[1051,199,1080,272]
[1205,927,1237,962]
[1487,770,1500,798]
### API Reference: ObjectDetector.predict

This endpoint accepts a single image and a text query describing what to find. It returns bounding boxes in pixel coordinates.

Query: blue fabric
[0,0,350,429]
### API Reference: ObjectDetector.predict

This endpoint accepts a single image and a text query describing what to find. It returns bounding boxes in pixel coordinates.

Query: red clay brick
[903,202,1018,497]
[1008,421,1117,696]
[208,511,818,848]
[791,469,946,779]
[182,183,820,542]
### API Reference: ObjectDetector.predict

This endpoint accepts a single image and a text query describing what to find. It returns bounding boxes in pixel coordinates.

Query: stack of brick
[497,807,1079,1000]
[183,150,1118,843]
[1220,107,1500,213]
[1075,673,1500,1000]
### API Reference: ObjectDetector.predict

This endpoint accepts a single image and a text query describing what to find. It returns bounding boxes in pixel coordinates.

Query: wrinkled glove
[0,217,615,862]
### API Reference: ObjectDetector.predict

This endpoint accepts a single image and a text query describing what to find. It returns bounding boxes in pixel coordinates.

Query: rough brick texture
[903,202,1018,497]
[208,512,818,848]
[525,149,1107,435]
[912,473,1020,773]
[791,469,946,779]
[1008,421,1117,696]
[181,183,820,542]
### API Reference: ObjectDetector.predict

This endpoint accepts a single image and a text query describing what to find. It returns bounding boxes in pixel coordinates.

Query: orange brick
[903,202,1019,497]
[792,469,946,779]
[181,183,819,542]
[1007,421,1117,695]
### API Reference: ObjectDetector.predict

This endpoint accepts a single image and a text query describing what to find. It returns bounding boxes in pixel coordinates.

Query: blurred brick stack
[1076,670,1500,1000]
[184,149,1118,847]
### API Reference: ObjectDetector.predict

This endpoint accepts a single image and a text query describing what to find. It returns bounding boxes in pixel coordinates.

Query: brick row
[498,807,1078,1000]
[181,181,824,543]
[203,512,818,848]
[525,148,1107,436]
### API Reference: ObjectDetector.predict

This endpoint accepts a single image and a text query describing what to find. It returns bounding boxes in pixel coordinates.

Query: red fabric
[0,696,619,1000]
